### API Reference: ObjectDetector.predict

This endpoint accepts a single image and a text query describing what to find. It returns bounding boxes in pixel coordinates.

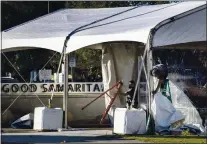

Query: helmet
[150,64,168,80]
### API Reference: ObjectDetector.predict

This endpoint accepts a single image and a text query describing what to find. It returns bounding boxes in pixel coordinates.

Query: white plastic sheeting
[169,81,205,133]
[2,2,206,53]
[33,107,63,130]
[152,79,205,133]
[113,108,146,134]
[11,113,34,129]
[151,92,185,131]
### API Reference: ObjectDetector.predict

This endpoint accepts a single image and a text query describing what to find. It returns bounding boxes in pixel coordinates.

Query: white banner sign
[1,83,104,95]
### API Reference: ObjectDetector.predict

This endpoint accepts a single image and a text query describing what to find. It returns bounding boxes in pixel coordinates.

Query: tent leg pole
[148,50,153,117]
[137,56,142,107]
[63,53,68,128]
[147,48,154,134]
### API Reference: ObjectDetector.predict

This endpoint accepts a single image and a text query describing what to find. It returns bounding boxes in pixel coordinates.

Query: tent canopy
[2,1,206,53]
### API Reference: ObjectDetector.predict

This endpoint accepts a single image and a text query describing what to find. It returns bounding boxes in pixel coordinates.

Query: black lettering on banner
[42,84,48,92]
[100,84,104,92]
[2,84,9,93]
[48,84,55,92]
[86,84,92,92]
[21,84,28,92]
[68,84,74,92]
[29,84,37,92]
[1,83,104,93]
[75,84,81,92]
[56,84,63,92]
[82,84,85,92]
[93,84,100,92]
[11,84,19,93]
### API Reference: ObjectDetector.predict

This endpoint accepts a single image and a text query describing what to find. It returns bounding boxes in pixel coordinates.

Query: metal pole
[137,56,141,106]
[146,29,155,134]
[63,53,68,128]
[131,48,147,107]
[147,50,153,112]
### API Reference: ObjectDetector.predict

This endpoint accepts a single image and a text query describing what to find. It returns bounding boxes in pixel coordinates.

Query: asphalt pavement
[2,129,142,143]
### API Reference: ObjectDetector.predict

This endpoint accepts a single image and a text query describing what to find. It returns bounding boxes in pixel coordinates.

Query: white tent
[1,1,206,129]
[2,1,206,53]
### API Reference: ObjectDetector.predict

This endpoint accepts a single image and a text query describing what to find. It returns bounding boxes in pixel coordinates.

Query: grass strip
[124,135,206,143]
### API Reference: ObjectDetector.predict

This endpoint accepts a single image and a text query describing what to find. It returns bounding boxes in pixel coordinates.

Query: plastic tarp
[114,108,146,134]
[152,79,206,133]
[151,92,185,131]
[2,2,206,53]
[11,113,34,129]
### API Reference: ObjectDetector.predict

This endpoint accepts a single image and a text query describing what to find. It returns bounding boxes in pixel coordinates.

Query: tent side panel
[102,42,143,123]
[153,8,207,47]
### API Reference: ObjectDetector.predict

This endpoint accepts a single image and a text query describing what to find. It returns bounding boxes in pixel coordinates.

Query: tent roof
[2,1,206,53]
[153,4,206,47]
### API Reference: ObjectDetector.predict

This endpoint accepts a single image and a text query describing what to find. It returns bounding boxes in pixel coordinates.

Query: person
[124,80,138,109]
[150,64,172,102]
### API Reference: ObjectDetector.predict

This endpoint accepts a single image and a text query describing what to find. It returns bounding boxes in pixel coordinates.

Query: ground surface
[1,129,142,144]
[2,128,206,143]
